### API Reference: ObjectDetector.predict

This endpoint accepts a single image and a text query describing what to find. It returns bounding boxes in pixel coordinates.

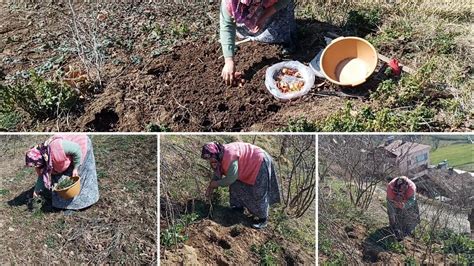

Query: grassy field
[430,143,474,171]
[292,0,473,131]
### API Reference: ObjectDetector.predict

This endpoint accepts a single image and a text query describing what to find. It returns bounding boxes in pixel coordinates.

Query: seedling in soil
[55,175,76,190]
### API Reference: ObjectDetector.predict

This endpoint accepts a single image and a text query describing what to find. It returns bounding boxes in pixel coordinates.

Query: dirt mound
[1,0,359,132]
[161,219,313,265]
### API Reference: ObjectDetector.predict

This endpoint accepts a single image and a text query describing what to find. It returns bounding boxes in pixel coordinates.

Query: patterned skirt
[51,137,100,210]
[236,1,296,44]
[387,199,421,238]
[229,152,281,219]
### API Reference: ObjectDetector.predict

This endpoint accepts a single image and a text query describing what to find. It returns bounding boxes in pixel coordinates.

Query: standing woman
[201,141,281,229]
[386,176,420,240]
[220,0,295,85]
[25,134,99,213]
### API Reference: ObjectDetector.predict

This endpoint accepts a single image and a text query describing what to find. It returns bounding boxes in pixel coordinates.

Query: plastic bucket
[54,176,81,200]
[320,37,378,87]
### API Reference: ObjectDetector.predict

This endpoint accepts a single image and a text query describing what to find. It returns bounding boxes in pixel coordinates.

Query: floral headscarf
[201,142,225,177]
[225,0,278,30]
[25,139,56,190]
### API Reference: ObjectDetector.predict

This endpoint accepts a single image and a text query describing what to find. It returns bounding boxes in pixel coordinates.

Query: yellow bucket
[54,176,81,200]
[320,37,378,87]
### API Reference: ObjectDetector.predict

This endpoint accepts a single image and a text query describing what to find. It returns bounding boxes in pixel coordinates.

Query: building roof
[384,140,431,157]
[424,168,474,205]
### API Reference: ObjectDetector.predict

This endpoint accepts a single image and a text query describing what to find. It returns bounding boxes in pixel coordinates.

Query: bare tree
[319,135,420,210]
[277,135,316,218]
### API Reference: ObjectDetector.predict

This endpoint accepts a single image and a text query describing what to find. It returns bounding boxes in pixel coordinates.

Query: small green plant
[97,169,108,179]
[432,31,460,55]
[251,241,281,265]
[323,252,347,265]
[160,212,199,248]
[1,71,78,119]
[124,180,140,192]
[442,231,473,255]
[404,255,417,265]
[344,8,381,36]
[386,240,406,254]
[55,176,76,190]
[281,117,319,132]
[170,22,190,38]
[45,235,57,248]
[0,189,10,196]
[0,112,21,131]
[146,123,171,132]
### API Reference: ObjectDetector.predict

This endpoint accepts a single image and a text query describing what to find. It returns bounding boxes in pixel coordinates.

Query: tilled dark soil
[1,2,376,132]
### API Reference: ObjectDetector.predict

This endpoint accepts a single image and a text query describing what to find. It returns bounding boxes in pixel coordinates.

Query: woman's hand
[222,58,236,85]
[72,168,79,177]
[205,185,215,198]
[205,181,219,198]
[33,190,40,198]
[251,6,277,33]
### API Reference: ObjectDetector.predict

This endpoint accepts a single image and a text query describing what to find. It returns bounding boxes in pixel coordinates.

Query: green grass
[430,144,474,171]
[250,241,281,266]
[0,189,10,196]
[294,0,472,132]
[1,71,79,119]
[0,112,22,131]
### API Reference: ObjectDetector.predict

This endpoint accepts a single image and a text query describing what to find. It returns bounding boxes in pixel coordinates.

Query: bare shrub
[277,135,316,218]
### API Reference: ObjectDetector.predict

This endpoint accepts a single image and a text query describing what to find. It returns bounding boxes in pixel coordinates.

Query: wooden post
[469,208,474,238]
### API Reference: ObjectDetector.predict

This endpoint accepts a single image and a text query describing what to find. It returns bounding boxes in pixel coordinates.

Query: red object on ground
[389,58,402,76]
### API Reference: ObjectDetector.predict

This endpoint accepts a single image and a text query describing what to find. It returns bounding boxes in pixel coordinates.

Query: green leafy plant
[404,255,416,265]
[344,8,381,36]
[55,176,76,190]
[281,117,319,132]
[160,212,199,248]
[251,241,281,266]
[146,123,171,132]
[0,189,9,196]
[1,71,78,119]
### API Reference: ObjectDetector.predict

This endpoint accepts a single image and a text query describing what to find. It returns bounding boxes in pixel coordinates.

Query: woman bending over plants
[25,134,99,215]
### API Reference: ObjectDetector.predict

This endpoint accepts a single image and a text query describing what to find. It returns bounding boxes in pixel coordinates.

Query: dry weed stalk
[67,0,105,87]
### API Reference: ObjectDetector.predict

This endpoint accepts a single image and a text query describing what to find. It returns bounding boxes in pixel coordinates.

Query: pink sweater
[387,177,416,203]
[221,142,265,185]
[49,135,88,174]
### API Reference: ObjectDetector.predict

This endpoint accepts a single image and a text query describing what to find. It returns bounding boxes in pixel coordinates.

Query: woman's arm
[216,160,238,187]
[61,140,82,174]
[34,169,45,194]
[220,0,236,59]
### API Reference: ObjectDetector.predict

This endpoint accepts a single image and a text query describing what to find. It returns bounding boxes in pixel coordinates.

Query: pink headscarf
[201,142,226,178]
[25,143,53,189]
[225,0,279,30]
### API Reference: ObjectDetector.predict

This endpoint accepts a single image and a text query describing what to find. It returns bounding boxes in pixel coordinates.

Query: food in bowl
[275,68,305,93]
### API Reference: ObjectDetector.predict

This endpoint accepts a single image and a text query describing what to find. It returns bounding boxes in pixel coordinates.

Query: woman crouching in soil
[25,134,99,215]
[386,176,420,241]
[201,141,281,229]
[220,0,295,85]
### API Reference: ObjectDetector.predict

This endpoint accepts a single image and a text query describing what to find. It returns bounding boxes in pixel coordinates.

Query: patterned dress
[228,152,281,219]
[51,137,99,210]
[236,1,296,44]
[387,198,421,238]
